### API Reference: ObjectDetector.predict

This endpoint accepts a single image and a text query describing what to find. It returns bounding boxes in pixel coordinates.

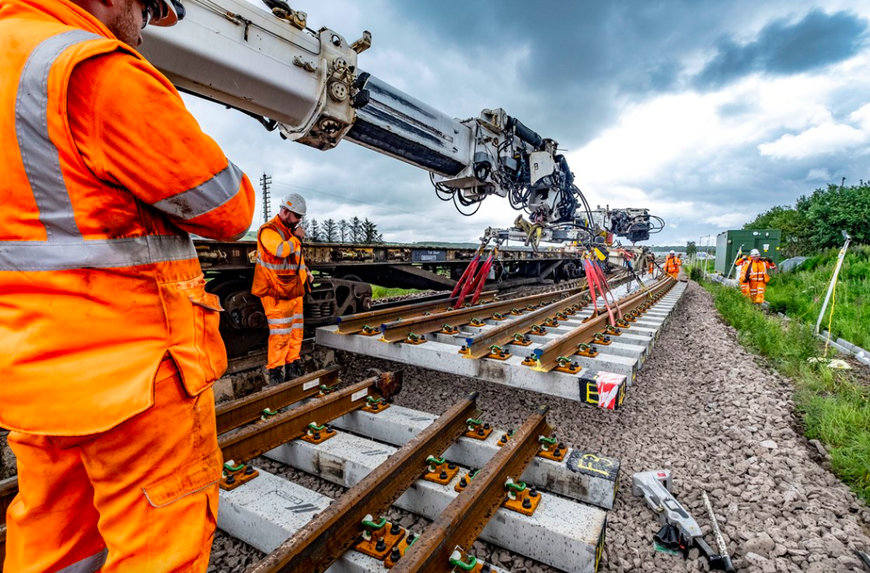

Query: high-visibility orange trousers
[749,281,767,304]
[4,358,222,573]
[261,294,304,369]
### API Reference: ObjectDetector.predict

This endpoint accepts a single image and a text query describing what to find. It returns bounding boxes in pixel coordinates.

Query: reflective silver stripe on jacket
[151,162,244,220]
[256,259,300,271]
[4,31,197,272]
[0,235,196,271]
[16,30,99,240]
[56,549,108,573]
[267,314,304,325]
[268,325,304,335]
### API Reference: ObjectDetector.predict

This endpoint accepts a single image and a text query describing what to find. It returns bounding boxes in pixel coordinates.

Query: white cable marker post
[726,244,743,280]
[815,231,851,336]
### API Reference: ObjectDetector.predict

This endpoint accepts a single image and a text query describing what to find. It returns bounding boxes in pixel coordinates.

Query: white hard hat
[669,250,675,255]
[280,193,307,216]
[750,248,760,256]
[144,0,184,27]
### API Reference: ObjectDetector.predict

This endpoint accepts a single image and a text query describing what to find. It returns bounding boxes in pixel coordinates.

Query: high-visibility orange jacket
[740,258,774,303]
[664,255,681,277]
[252,216,309,299]
[734,256,750,294]
[0,0,256,435]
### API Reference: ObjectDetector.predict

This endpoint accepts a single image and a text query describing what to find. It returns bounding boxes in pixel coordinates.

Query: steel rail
[392,406,551,573]
[462,272,632,358]
[336,291,498,334]
[216,367,341,434]
[218,371,403,464]
[245,392,480,573]
[0,475,18,566]
[531,277,674,371]
[378,284,594,343]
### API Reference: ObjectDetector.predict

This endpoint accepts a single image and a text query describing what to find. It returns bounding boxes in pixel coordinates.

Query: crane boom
[141,0,663,243]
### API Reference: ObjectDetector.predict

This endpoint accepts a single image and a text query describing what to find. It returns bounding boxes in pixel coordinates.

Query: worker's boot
[267,366,284,386]
[285,360,303,381]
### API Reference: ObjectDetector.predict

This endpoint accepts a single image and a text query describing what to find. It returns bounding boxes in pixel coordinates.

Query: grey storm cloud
[695,10,868,89]
[384,1,776,147]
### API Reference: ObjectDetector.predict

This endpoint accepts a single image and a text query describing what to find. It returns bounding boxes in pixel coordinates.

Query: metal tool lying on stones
[632,469,735,572]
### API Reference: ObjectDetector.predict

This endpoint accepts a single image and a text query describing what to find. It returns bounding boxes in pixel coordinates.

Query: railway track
[319,274,686,407]
[0,273,685,572]
[0,366,616,573]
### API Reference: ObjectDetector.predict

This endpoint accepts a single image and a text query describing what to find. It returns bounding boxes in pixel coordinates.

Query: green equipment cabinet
[715,229,782,275]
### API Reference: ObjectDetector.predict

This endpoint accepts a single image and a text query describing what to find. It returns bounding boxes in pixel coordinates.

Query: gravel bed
[329,280,870,572]
[210,280,870,571]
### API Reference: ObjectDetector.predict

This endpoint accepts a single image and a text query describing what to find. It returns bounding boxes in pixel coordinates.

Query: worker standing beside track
[0,0,255,570]
[253,194,312,385]
[740,248,776,305]
[664,250,681,279]
[641,247,656,276]
[734,253,750,296]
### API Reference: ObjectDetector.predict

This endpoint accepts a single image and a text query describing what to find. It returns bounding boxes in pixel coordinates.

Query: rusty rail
[216,367,341,434]
[378,285,591,343]
[392,406,551,573]
[336,292,498,334]
[462,272,632,358]
[246,392,480,573]
[531,277,674,371]
[219,371,402,464]
[1,475,19,569]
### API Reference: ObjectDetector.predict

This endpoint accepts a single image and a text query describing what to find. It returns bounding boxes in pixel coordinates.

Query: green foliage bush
[744,181,870,256]
[766,244,870,349]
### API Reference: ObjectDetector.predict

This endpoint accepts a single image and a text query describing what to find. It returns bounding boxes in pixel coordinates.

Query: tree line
[301,216,383,243]
[744,180,869,257]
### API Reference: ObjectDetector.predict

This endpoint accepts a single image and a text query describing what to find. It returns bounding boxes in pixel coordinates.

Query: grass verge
[371,285,422,299]
[701,280,870,505]
[766,244,870,350]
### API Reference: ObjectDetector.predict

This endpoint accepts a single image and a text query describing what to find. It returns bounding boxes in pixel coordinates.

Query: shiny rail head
[375,370,403,400]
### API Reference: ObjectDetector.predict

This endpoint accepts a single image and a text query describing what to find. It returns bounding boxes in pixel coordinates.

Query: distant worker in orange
[740,249,776,304]
[664,250,681,279]
[734,253,750,296]
[254,193,312,385]
[640,247,656,276]
[0,0,256,570]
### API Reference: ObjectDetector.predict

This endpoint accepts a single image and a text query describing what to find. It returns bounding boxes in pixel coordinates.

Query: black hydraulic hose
[506,115,543,149]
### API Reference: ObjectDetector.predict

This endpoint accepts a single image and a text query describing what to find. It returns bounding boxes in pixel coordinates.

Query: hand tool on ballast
[632,470,735,572]
[703,491,735,573]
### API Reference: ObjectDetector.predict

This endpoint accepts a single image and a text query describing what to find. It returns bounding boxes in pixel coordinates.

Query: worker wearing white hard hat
[740,248,776,304]
[252,193,312,385]
[664,250,681,279]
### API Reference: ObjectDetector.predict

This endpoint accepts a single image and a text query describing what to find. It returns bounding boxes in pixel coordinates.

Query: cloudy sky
[179,0,870,247]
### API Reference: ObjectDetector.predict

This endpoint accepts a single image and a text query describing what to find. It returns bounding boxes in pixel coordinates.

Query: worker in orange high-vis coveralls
[664,250,681,279]
[740,249,776,304]
[253,194,312,385]
[734,254,750,296]
[0,0,255,570]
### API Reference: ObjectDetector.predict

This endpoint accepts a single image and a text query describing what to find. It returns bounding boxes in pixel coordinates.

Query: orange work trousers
[748,281,767,304]
[261,294,304,369]
[4,357,221,573]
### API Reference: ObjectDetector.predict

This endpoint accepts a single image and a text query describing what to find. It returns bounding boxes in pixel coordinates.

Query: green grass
[370,285,422,299]
[765,244,870,349]
[701,280,870,504]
